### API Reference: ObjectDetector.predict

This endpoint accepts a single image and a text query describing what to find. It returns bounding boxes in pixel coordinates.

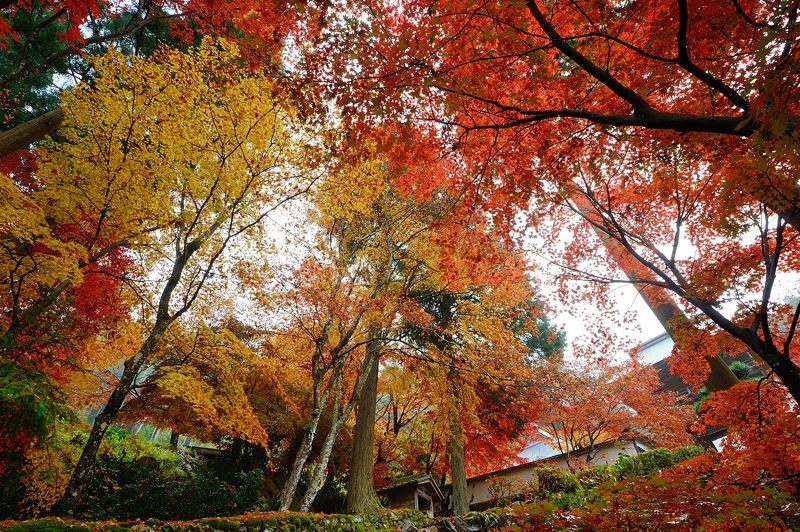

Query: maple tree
[279,0,800,396]
[535,356,694,471]
[3,0,799,522]
[258,134,549,515]
[292,0,799,223]
[0,112,134,483]
[270,149,457,512]
[20,38,313,513]
[271,164,393,512]
[0,0,305,157]
[527,150,800,404]
[562,377,800,529]
[372,305,564,490]
[117,324,270,449]
[376,219,547,514]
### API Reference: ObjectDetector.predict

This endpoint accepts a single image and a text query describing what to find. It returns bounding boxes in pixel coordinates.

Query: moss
[1,519,93,532]
[0,510,497,531]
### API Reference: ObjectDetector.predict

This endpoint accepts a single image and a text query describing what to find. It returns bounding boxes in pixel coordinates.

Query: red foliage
[0,150,38,190]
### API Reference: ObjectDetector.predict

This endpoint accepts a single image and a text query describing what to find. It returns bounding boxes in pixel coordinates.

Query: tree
[535,151,800,404]
[294,0,800,227]
[373,295,562,485]
[118,325,269,449]
[38,38,310,513]
[1,109,134,484]
[0,0,304,156]
[536,356,694,471]
[288,0,800,401]
[271,159,401,511]
[389,221,545,514]
[268,153,432,511]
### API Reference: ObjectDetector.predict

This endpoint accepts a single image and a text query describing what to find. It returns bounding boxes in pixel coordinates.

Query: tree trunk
[55,325,166,514]
[302,332,383,511]
[56,237,201,515]
[298,366,347,512]
[298,416,341,512]
[0,108,64,157]
[449,414,469,516]
[760,345,800,406]
[447,368,469,516]
[278,403,324,510]
[650,301,739,392]
[345,331,382,514]
[169,430,180,451]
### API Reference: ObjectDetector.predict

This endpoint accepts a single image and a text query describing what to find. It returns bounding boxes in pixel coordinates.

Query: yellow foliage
[0,174,85,318]
[120,325,270,448]
[39,38,291,255]
[316,158,387,222]
[18,429,82,516]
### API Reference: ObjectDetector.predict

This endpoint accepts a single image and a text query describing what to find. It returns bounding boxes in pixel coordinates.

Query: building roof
[376,472,445,502]
[377,472,432,491]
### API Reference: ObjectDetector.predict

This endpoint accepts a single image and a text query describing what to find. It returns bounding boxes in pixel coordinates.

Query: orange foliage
[536,356,694,468]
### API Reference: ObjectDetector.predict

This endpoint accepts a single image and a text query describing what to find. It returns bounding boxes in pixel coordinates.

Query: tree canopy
[2,0,800,527]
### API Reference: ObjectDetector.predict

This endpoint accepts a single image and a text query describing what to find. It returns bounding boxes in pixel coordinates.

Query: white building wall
[637,332,673,365]
[467,440,643,509]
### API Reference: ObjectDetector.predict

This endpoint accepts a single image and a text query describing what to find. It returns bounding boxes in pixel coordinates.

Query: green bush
[612,445,704,479]
[7,429,264,520]
[74,454,266,520]
[0,360,75,518]
[572,464,614,490]
[1,510,440,531]
[729,361,752,380]
[500,446,707,512]
[532,464,578,496]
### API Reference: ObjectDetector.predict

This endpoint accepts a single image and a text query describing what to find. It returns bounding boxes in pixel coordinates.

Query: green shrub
[612,445,704,479]
[729,361,752,380]
[668,445,705,464]
[74,456,265,520]
[37,430,267,520]
[1,519,93,532]
[493,446,707,512]
[1,511,469,531]
[0,360,75,518]
[533,464,578,496]
[572,464,614,490]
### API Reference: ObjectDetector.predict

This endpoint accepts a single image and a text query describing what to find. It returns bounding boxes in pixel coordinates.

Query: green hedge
[611,445,704,480]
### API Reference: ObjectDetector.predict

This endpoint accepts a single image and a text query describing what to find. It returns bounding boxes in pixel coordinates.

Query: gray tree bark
[278,400,325,510]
